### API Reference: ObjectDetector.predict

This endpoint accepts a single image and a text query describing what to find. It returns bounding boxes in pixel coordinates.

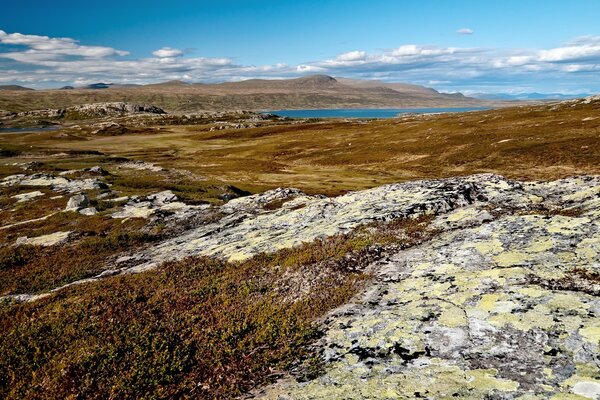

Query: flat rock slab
[16,231,72,247]
[255,178,600,399]
[120,174,600,271]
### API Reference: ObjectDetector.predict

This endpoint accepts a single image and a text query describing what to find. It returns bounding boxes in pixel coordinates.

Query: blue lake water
[268,107,488,119]
[0,125,61,134]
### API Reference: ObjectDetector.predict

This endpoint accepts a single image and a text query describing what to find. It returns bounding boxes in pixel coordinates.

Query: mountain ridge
[0,75,512,112]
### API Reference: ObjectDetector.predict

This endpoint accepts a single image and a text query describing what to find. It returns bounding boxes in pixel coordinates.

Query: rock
[11,191,44,203]
[90,122,127,135]
[16,231,72,247]
[21,161,44,171]
[79,207,98,216]
[1,173,108,193]
[117,161,165,172]
[111,191,206,220]
[12,102,166,120]
[65,194,89,211]
[147,190,178,205]
[251,175,600,399]
[87,166,109,175]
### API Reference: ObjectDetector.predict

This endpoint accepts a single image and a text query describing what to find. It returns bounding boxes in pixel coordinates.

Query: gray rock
[65,194,89,211]
[79,207,98,216]
[87,166,109,175]
[1,173,108,193]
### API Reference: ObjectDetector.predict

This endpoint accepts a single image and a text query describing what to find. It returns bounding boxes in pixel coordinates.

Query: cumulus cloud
[335,51,367,62]
[2,29,600,93]
[0,30,128,60]
[457,28,474,35]
[152,47,184,58]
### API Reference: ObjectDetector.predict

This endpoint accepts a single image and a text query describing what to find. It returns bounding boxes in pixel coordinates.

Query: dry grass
[0,215,157,295]
[0,215,433,399]
[3,101,599,196]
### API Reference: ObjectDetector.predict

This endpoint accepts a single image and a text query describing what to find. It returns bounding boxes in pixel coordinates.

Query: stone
[1,173,108,193]
[5,173,600,398]
[16,231,72,247]
[79,207,98,216]
[65,194,89,211]
[11,190,44,203]
[87,166,109,175]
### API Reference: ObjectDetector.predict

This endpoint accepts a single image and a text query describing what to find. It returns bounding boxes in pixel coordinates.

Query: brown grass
[3,101,599,196]
[0,214,433,400]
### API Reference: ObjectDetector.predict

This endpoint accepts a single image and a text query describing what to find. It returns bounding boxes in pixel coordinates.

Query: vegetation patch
[0,216,158,295]
[0,215,432,399]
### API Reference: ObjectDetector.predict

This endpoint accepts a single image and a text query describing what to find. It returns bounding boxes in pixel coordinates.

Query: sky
[1,0,600,94]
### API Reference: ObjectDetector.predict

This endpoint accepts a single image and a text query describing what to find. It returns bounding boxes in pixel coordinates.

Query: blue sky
[2,0,600,94]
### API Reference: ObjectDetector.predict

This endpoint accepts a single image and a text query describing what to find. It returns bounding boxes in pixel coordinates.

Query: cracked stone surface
[253,177,600,400]
[118,174,597,271]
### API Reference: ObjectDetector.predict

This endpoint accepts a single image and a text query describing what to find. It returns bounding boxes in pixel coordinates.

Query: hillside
[0,75,501,113]
[0,85,34,91]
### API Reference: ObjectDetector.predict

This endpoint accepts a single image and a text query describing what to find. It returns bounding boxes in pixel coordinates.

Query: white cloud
[457,28,474,35]
[152,47,184,58]
[2,30,600,93]
[0,30,128,59]
[335,51,367,62]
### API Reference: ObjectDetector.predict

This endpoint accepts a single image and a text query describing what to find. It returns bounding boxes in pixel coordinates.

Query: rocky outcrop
[248,176,600,400]
[116,174,595,270]
[1,173,108,193]
[11,191,44,203]
[7,102,166,121]
[111,190,208,219]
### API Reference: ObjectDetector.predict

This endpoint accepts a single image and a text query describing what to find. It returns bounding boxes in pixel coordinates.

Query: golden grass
[3,101,599,196]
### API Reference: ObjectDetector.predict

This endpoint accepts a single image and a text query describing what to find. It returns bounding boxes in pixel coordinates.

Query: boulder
[65,194,89,211]
[16,231,72,247]
[79,207,98,216]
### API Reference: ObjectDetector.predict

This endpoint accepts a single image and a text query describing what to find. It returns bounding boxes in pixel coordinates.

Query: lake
[267,107,488,119]
[0,125,61,134]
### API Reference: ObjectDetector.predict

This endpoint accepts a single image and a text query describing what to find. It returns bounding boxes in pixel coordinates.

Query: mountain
[0,85,34,91]
[145,80,191,88]
[0,75,503,113]
[81,83,141,89]
[471,92,591,101]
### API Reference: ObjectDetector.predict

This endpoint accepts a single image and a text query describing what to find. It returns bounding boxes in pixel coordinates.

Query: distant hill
[471,92,590,101]
[0,75,506,113]
[145,80,191,88]
[0,85,34,91]
[81,83,141,90]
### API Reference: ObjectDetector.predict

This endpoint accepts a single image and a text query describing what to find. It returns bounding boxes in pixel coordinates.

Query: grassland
[2,100,599,195]
[1,98,599,399]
